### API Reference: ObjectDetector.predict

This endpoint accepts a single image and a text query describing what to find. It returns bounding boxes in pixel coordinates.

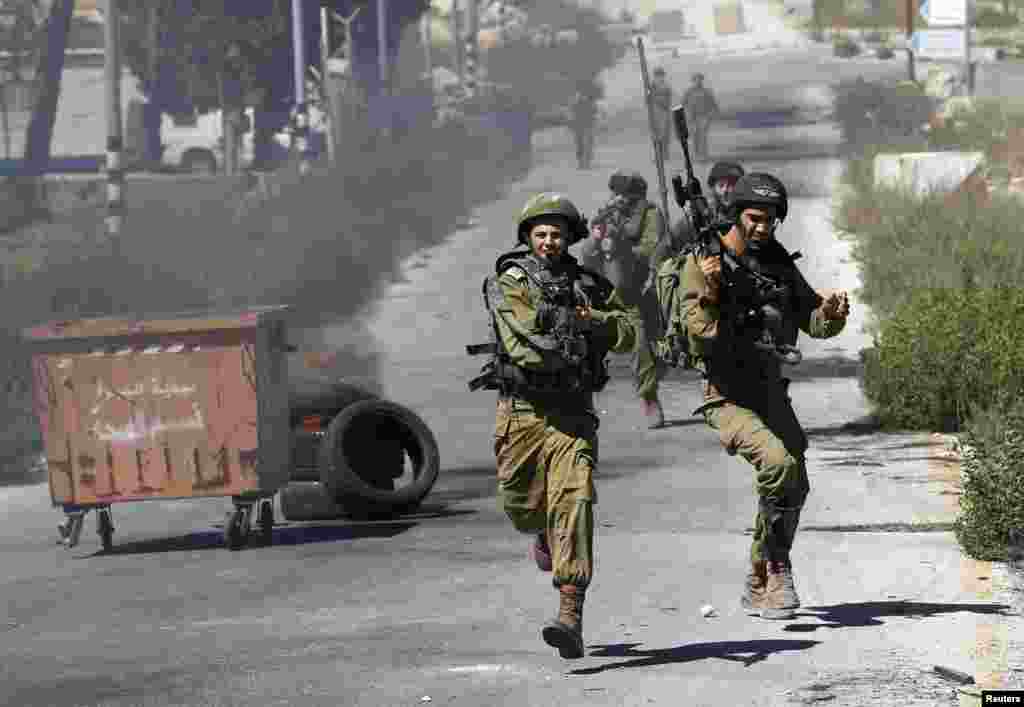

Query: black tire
[318,399,440,517]
[224,508,249,551]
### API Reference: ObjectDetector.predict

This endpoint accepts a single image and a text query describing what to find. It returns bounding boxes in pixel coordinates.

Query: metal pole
[451,0,463,85]
[377,0,388,87]
[906,0,915,82]
[104,0,124,250]
[291,0,309,170]
[464,0,478,97]
[964,0,973,96]
[320,5,336,162]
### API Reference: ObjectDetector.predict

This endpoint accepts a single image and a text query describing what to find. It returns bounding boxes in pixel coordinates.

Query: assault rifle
[668,105,802,365]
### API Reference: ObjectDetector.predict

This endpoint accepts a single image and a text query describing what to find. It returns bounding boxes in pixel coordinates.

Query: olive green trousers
[495,396,599,589]
[703,397,809,564]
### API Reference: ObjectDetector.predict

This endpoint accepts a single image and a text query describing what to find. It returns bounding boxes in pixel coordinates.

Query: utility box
[22,306,291,508]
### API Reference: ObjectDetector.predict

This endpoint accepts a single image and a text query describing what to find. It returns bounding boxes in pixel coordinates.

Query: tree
[18,0,74,215]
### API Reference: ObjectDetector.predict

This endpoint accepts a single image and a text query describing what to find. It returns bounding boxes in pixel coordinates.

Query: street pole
[104,0,124,252]
[377,0,389,88]
[320,5,336,163]
[964,0,974,96]
[905,0,916,82]
[464,0,478,98]
[291,0,309,172]
[451,0,463,85]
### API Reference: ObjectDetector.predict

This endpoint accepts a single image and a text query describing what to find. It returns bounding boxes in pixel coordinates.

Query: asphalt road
[1,47,1012,707]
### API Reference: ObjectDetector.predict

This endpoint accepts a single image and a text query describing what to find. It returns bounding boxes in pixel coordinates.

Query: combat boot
[740,559,767,614]
[759,557,801,620]
[532,532,552,572]
[642,398,665,429]
[542,584,585,659]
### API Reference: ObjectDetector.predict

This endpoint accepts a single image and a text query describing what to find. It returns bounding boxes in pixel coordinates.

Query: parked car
[160,106,326,174]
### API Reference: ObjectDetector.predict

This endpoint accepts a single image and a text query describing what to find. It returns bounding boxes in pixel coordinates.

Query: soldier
[473,193,638,658]
[681,73,720,160]
[649,67,673,164]
[653,161,745,274]
[570,78,602,170]
[677,173,850,620]
[581,170,667,428]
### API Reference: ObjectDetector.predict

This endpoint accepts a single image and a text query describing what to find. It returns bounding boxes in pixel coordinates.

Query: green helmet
[516,192,588,245]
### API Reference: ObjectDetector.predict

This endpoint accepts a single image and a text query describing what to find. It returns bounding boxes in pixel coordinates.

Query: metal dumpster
[22,305,292,551]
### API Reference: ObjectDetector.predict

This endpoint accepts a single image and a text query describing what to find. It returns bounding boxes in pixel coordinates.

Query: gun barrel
[672,104,689,142]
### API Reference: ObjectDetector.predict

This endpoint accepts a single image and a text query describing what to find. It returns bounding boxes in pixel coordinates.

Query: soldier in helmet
[581,170,667,428]
[468,193,638,658]
[649,67,673,164]
[652,161,745,274]
[677,173,850,620]
[681,72,719,160]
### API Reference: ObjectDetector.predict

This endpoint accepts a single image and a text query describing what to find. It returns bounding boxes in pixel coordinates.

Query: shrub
[861,285,1024,432]
[927,97,1024,159]
[832,79,932,153]
[833,34,861,58]
[975,7,1019,28]
[954,400,1024,561]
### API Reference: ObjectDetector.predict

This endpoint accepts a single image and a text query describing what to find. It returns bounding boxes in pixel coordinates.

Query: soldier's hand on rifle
[699,255,723,301]
[575,304,594,323]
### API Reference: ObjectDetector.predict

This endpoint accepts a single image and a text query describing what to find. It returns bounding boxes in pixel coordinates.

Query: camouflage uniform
[471,193,637,658]
[580,171,666,422]
[650,68,673,163]
[681,74,719,159]
[676,173,847,619]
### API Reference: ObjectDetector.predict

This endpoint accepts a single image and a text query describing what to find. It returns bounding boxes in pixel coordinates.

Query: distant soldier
[571,78,602,170]
[652,161,745,275]
[681,73,720,160]
[583,170,667,428]
[649,67,673,164]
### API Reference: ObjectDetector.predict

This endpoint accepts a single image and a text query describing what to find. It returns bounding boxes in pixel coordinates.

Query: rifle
[636,37,671,287]
[669,106,802,365]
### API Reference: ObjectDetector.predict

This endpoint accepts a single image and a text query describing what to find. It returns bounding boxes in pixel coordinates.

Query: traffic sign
[912,28,966,59]
[920,0,967,27]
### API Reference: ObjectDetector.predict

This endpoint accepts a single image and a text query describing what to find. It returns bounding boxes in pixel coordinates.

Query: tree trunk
[22,0,74,172]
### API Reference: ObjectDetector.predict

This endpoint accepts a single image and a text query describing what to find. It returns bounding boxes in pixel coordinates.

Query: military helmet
[516,192,589,245]
[707,161,745,187]
[692,72,705,82]
[727,172,789,222]
[608,169,647,198]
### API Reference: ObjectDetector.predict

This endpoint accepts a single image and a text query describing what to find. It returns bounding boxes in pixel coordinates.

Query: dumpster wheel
[224,506,252,551]
[97,507,114,553]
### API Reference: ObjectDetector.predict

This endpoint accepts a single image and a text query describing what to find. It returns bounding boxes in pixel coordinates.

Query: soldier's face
[739,207,777,244]
[712,177,739,203]
[529,219,567,261]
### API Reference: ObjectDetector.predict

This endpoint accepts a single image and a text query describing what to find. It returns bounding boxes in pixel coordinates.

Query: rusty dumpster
[22,305,292,551]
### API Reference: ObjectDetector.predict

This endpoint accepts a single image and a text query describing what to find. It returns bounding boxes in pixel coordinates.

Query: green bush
[832,79,932,153]
[927,97,1024,158]
[860,286,1024,431]
[954,400,1024,561]
[975,7,1019,28]
[833,34,861,58]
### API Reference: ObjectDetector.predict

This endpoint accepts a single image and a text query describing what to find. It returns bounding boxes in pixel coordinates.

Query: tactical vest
[652,238,805,369]
[466,250,611,396]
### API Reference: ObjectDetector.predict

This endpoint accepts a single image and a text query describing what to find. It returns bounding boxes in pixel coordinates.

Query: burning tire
[317,399,440,518]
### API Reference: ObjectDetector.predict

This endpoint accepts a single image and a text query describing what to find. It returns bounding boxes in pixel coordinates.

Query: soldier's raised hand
[820,290,850,320]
